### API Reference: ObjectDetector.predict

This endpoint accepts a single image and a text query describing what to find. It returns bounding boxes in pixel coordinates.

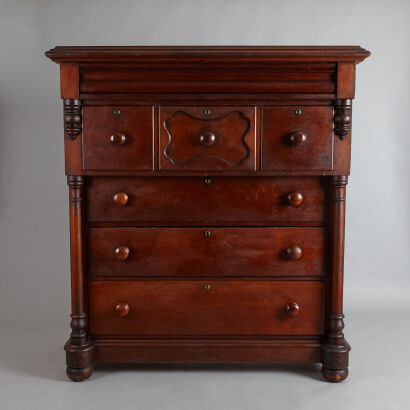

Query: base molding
[63,337,353,381]
[93,338,322,364]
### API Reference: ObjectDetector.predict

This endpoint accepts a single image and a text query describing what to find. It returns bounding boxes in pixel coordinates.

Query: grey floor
[1,310,409,410]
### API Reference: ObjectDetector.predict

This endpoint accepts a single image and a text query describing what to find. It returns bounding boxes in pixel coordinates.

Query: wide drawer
[159,106,256,171]
[82,106,154,170]
[86,176,327,224]
[88,227,326,277]
[262,106,334,171]
[88,280,325,336]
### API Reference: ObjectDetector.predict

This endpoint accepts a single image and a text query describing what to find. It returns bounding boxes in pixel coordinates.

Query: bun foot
[66,366,93,381]
[65,339,94,381]
[321,366,349,383]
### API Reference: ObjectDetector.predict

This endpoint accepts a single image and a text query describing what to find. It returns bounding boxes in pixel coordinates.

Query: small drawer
[262,106,333,171]
[86,176,327,224]
[88,227,326,277]
[89,280,325,336]
[159,106,256,171]
[82,106,154,170]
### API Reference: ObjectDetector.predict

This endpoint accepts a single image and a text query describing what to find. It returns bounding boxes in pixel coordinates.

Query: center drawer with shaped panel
[82,106,154,171]
[159,106,256,171]
[88,280,325,336]
[262,106,334,171]
[86,176,327,225]
[87,227,327,277]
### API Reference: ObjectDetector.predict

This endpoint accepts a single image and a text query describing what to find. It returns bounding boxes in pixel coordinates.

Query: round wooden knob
[287,192,304,207]
[110,133,127,146]
[289,131,307,146]
[114,302,130,317]
[285,302,300,317]
[113,192,128,206]
[286,245,303,260]
[114,246,130,260]
[199,131,216,146]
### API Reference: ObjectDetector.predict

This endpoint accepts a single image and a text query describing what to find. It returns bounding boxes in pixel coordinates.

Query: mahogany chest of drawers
[45,46,369,382]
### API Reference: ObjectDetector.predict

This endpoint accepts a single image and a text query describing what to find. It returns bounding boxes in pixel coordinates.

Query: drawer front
[87,176,326,224]
[82,106,153,170]
[262,106,333,171]
[159,106,256,171]
[89,280,325,336]
[88,227,326,277]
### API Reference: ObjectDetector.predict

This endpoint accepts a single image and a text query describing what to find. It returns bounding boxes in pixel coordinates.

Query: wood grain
[86,176,327,225]
[88,280,325,336]
[87,227,327,277]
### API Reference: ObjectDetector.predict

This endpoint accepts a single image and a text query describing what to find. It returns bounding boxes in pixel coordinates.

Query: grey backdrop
[0,1,409,409]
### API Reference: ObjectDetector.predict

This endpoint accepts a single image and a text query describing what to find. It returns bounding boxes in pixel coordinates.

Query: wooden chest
[45,46,369,382]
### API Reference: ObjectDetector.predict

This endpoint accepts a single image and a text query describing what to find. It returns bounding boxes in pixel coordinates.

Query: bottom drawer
[89,280,325,336]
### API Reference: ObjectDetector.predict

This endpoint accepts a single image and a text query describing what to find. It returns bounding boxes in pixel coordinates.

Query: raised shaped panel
[159,106,256,171]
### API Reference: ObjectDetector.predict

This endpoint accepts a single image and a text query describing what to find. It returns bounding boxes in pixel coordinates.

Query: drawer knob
[199,131,216,146]
[287,192,304,207]
[285,302,300,317]
[113,192,129,206]
[289,131,307,146]
[114,302,130,317]
[286,245,303,260]
[114,246,130,260]
[110,133,127,146]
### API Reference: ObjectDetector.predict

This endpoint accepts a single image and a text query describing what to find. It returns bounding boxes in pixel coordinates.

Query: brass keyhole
[204,109,212,116]
[204,178,212,185]
[204,284,211,290]
[113,108,121,116]
[294,108,303,116]
[204,231,211,237]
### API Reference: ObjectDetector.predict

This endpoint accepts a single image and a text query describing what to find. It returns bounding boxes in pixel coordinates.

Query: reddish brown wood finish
[82,106,154,170]
[46,46,369,382]
[88,227,326,277]
[322,176,350,382]
[86,176,327,225]
[88,280,325,336]
[262,106,334,171]
[78,65,337,95]
[159,106,256,171]
[45,46,370,64]
[94,339,322,364]
[65,176,94,381]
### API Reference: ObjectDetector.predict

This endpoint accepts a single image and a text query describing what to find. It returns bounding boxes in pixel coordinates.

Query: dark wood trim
[333,99,352,140]
[45,46,370,64]
[322,176,350,382]
[93,339,322,364]
[63,99,82,140]
[65,176,94,381]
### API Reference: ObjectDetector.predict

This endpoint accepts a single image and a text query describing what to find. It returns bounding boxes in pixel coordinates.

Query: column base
[321,340,350,383]
[64,339,94,382]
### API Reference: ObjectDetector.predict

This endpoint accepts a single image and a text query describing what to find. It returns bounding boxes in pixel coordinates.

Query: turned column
[322,175,351,382]
[65,175,94,381]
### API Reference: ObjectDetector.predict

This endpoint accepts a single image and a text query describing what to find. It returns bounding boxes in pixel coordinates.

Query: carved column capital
[64,99,82,140]
[333,99,352,140]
